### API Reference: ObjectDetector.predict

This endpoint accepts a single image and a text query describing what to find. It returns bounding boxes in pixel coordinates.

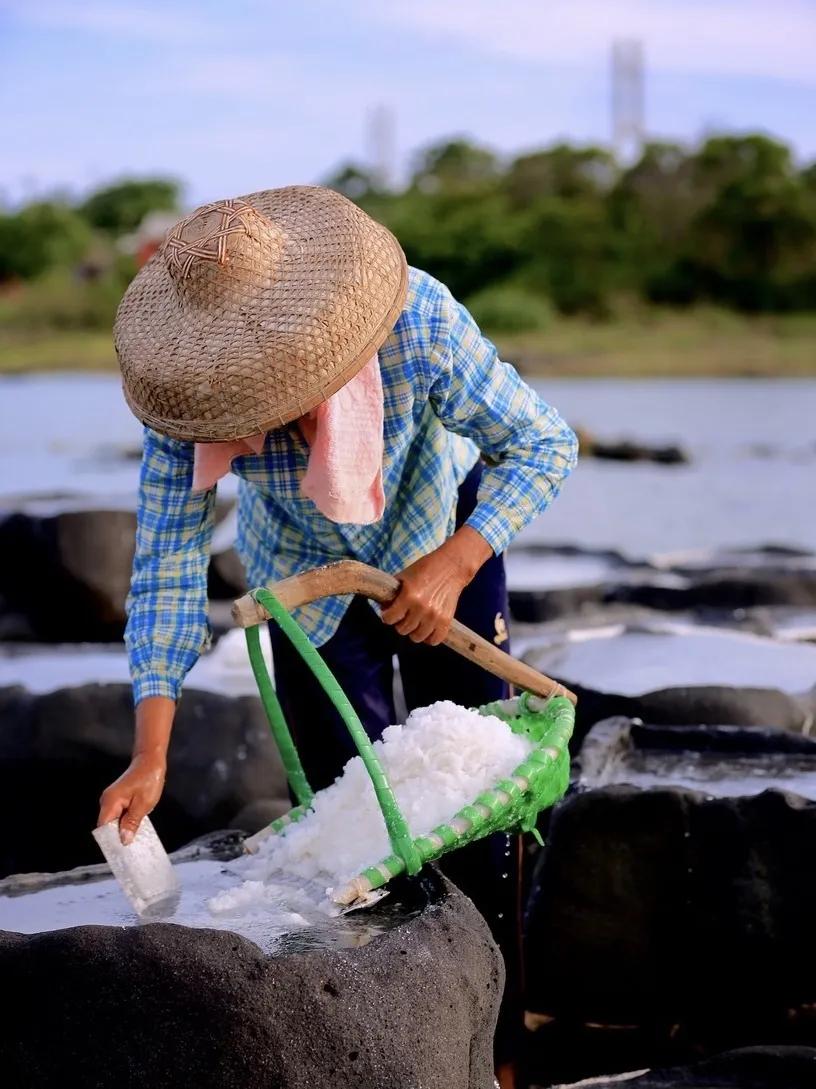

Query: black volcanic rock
[0,870,502,1089]
[0,683,288,877]
[0,506,246,641]
[526,788,816,1032]
[0,509,136,641]
[556,1046,816,1088]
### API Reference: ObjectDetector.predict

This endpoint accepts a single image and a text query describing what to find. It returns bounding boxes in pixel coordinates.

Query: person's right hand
[97,753,166,845]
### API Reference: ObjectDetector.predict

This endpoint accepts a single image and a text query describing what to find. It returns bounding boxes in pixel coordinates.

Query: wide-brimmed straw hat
[114,185,408,441]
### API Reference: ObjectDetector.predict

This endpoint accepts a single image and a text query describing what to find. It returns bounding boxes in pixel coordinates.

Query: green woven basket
[234,564,575,907]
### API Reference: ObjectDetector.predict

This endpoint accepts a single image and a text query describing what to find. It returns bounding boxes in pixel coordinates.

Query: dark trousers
[269,465,523,1065]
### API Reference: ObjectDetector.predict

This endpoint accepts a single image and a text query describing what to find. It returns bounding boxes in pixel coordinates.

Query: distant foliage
[0,269,132,331]
[327,133,816,317]
[0,202,92,281]
[2,140,815,341]
[80,178,181,235]
[465,285,554,333]
[0,176,178,333]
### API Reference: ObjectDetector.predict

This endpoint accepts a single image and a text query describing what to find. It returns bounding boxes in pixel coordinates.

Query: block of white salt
[92,816,180,915]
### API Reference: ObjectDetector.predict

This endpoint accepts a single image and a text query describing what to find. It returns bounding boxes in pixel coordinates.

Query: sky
[1,0,814,208]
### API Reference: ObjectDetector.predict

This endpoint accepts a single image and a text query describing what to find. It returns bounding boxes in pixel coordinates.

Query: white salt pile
[209,701,532,913]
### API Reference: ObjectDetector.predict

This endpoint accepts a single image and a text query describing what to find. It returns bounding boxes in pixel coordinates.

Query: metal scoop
[92,816,180,916]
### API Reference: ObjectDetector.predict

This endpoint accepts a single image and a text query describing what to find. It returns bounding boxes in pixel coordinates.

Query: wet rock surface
[522,721,816,1084]
[507,546,816,624]
[0,509,136,641]
[577,717,816,798]
[525,787,816,1033]
[0,506,244,642]
[552,1046,816,1088]
[0,684,287,877]
[0,866,502,1089]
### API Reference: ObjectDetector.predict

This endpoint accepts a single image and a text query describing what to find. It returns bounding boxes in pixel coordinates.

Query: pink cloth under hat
[191,353,385,525]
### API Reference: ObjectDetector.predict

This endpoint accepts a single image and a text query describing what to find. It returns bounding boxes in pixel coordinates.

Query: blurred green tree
[80,178,180,234]
[410,139,500,194]
[379,189,525,298]
[649,135,816,309]
[0,202,92,281]
[4,134,814,332]
[324,163,382,201]
[504,144,616,205]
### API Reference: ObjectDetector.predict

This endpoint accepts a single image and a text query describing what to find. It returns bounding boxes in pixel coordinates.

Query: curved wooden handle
[233,560,576,705]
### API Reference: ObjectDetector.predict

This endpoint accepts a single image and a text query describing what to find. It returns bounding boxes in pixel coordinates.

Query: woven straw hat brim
[115,186,408,442]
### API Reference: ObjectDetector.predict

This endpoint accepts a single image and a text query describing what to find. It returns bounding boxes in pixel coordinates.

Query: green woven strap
[249,588,422,877]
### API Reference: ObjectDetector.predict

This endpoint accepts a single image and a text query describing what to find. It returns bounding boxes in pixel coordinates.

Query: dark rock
[526,788,816,1031]
[576,717,816,790]
[556,1045,816,1088]
[0,683,288,877]
[0,509,136,642]
[511,571,816,624]
[592,440,688,465]
[628,721,816,756]
[507,546,816,625]
[507,545,672,624]
[0,506,247,640]
[510,584,606,623]
[524,624,816,738]
[567,682,810,739]
[573,429,690,465]
[614,570,816,611]
[0,869,502,1089]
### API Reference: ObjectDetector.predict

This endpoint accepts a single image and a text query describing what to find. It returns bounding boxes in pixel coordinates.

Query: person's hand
[381,526,493,646]
[97,752,166,845]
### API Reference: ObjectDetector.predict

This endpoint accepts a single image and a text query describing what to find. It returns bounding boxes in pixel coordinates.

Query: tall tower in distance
[366,104,396,192]
[611,39,645,163]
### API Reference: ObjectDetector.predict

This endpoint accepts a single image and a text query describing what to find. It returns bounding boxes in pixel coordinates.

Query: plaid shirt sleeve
[125,427,217,705]
[428,285,579,556]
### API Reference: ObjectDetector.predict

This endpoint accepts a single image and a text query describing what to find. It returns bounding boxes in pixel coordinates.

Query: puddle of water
[585,749,816,800]
[0,855,415,954]
[527,624,816,697]
[764,609,816,643]
[505,552,622,591]
[505,550,687,593]
[0,629,271,698]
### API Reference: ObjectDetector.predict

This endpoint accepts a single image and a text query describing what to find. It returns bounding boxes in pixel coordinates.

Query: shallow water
[504,548,686,592]
[0,627,272,697]
[0,855,411,954]
[2,375,815,556]
[584,749,816,801]
[526,623,816,697]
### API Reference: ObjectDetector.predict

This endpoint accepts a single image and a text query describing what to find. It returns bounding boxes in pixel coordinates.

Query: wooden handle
[233,560,576,705]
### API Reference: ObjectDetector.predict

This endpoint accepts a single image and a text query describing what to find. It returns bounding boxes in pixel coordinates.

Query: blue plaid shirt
[126,267,578,704]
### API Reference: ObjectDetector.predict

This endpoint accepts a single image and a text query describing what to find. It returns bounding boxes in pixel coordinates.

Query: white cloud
[369,0,816,86]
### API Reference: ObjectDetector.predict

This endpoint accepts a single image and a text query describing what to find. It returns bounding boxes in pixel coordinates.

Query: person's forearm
[133,696,176,763]
[437,524,494,583]
[98,696,176,841]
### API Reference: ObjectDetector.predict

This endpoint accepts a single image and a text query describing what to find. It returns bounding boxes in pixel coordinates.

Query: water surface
[0,855,410,954]
[2,375,814,556]
[583,748,816,801]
